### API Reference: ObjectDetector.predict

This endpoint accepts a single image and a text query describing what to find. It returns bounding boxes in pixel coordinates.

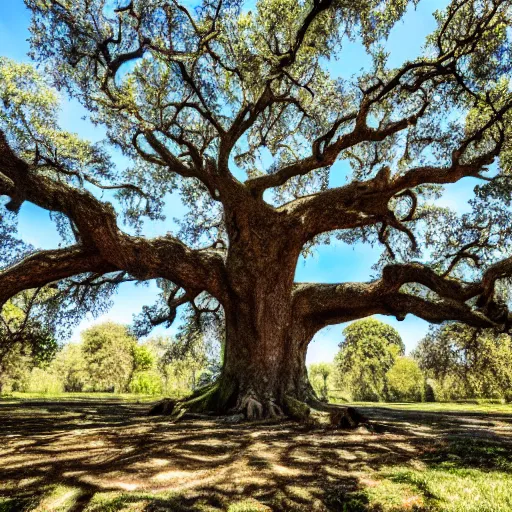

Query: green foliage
[0,319,218,397]
[81,322,136,393]
[128,370,163,395]
[385,357,424,402]
[24,367,63,394]
[0,292,59,393]
[50,343,88,392]
[132,344,155,372]
[0,0,510,406]
[308,362,334,400]
[334,318,404,401]
[342,318,405,354]
[413,324,512,400]
[148,330,220,394]
[425,378,436,403]
[0,344,32,393]
[0,57,113,194]
[1,293,59,364]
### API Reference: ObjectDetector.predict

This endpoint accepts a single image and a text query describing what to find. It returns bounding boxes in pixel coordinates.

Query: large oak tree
[2,0,512,418]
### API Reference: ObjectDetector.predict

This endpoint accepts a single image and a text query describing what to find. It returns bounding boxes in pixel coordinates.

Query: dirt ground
[1,398,512,512]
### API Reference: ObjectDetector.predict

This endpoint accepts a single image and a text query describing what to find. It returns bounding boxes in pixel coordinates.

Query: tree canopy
[81,322,137,392]
[2,0,512,417]
[340,317,405,353]
[386,356,424,402]
[0,292,58,369]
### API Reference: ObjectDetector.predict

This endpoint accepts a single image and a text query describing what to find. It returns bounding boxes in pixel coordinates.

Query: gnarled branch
[292,258,512,335]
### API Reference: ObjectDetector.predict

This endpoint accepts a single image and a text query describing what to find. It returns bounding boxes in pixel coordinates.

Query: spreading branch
[0,130,227,303]
[293,258,512,335]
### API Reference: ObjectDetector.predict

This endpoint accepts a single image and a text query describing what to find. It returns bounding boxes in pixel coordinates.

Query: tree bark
[151,264,315,420]
[214,298,311,418]
[185,205,316,419]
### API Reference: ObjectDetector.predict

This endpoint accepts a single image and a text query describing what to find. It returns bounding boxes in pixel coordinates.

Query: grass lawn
[3,391,166,402]
[353,400,512,415]
[0,396,511,511]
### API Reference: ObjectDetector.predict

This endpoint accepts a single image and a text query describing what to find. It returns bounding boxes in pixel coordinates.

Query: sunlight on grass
[152,469,208,482]
[84,492,272,512]
[357,438,512,512]
[0,485,81,512]
[350,401,512,415]
[364,466,512,512]
[227,499,271,511]
[2,398,512,512]
[4,392,166,402]
[84,492,150,512]
[32,485,81,512]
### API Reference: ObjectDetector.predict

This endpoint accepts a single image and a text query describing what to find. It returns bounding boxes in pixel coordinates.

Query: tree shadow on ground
[0,398,511,511]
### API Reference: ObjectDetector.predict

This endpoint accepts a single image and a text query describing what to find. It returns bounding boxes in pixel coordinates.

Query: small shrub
[23,368,63,394]
[386,357,425,402]
[428,374,467,401]
[129,370,163,395]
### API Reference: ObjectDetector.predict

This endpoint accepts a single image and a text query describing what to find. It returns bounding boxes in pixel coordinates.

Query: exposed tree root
[306,396,370,429]
[238,391,284,420]
[148,398,177,416]
[148,383,372,430]
[283,395,311,421]
[239,393,263,420]
[148,382,220,419]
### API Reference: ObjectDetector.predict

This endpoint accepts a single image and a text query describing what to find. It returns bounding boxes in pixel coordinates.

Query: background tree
[158,321,221,390]
[132,344,155,373]
[0,318,215,396]
[3,0,512,418]
[334,318,404,401]
[414,323,512,400]
[128,342,164,395]
[81,322,136,392]
[0,344,33,394]
[385,356,425,402]
[0,292,58,393]
[308,362,333,400]
[50,343,88,392]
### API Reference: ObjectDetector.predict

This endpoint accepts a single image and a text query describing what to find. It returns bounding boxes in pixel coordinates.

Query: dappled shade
[1,398,512,511]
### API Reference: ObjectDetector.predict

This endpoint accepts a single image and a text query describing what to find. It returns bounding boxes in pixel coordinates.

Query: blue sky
[1,0,474,362]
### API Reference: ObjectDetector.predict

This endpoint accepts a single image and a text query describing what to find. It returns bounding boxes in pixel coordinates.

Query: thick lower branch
[0,246,115,307]
[293,260,512,335]
[0,131,227,300]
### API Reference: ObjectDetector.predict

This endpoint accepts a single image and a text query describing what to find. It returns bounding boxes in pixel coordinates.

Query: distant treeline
[308,319,512,404]
[0,321,219,396]
[2,315,512,403]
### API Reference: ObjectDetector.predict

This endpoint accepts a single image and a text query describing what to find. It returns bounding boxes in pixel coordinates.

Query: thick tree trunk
[153,277,314,420]
[196,206,315,419]
[213,298,312,418]
[148,204,325,420]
